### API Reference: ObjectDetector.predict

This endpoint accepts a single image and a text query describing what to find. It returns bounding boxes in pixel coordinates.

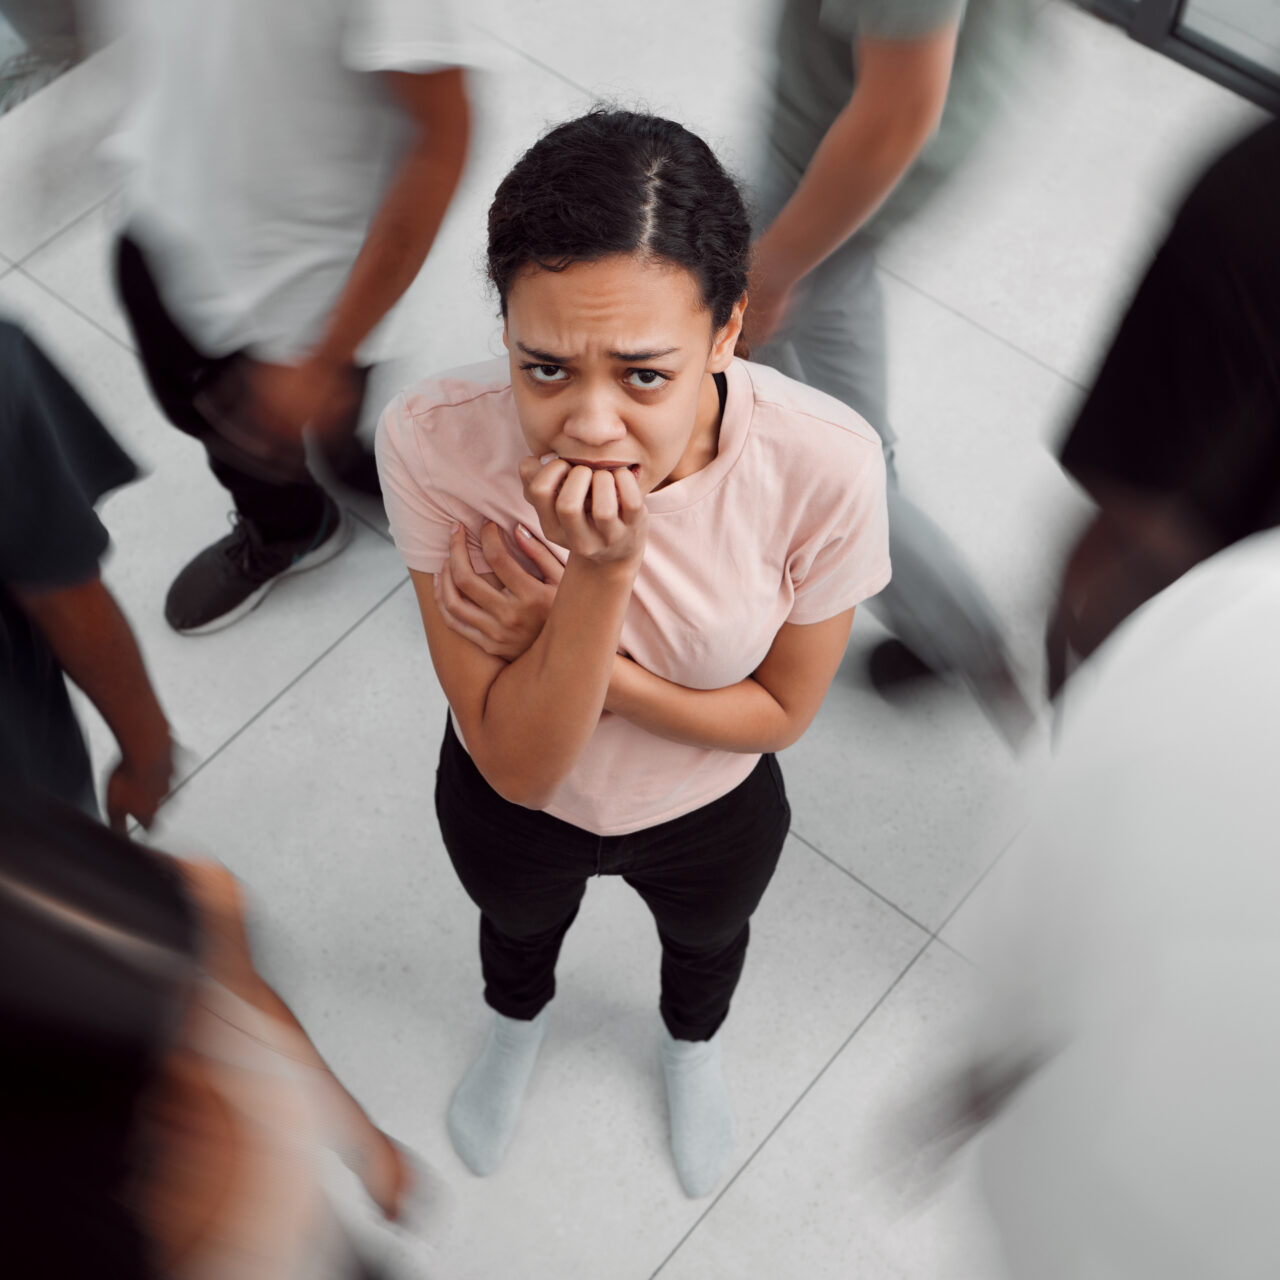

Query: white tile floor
[0,5,1268,1277]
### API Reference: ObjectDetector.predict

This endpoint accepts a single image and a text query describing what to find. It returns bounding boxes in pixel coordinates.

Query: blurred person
[1046,116,1280,697]
[0,319,173,828]
[377,109,890,1197]
[1,788,449,1278]
[908,528,1280,1278]
[110,0,479,635]
[746,0,1038,742]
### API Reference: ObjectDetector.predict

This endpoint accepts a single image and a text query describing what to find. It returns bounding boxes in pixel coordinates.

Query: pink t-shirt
[376,355,890,835]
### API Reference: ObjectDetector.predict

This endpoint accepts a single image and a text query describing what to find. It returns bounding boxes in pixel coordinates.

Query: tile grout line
[928,818,1029,958]
[13,261,138,357]
[153,573,412,813]
[12,190,112,270]
[878,263,1090,393]
[789,827,937,939]
[648,937,935,1280]
[472,24,593,97]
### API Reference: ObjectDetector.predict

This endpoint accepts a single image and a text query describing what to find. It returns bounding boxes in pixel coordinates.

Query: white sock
[660,1023,735,1198]
[447,1008,548,1176]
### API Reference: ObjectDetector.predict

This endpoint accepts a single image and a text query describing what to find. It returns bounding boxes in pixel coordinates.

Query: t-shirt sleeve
[821,0,967,41]
[0,329,115,591]
[374,392,460,574]
[344,0,496,73]
[786,433,891,625]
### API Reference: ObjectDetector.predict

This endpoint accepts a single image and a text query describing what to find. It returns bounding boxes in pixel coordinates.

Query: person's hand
[105,737,175,832]
[247,355,360,445]
[434,521,565,660]
[517,454,648,568]
[737,248,793,355]
[354,1126,414,1222]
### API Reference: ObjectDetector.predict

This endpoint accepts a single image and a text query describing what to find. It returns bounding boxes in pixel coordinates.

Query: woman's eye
[626,368,668,389]
[526,364,566,384]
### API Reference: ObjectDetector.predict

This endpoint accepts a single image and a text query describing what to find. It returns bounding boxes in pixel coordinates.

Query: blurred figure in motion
[1046,117,1280,697]
[746,0,1038,743]
[2,789,447,1278]
[111,0,479,635]
[0,320,173,828]
[937,529,1280,1278]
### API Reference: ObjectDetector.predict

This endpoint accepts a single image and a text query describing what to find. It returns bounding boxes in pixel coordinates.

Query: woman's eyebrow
[610,346,679,361]
[516,342,568,363]
[516,342,681,363]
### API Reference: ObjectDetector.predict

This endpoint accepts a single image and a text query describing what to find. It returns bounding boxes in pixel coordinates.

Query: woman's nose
[563,392,627,445]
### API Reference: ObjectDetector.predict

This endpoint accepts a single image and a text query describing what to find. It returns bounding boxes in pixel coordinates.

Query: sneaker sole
[175,506,355,636]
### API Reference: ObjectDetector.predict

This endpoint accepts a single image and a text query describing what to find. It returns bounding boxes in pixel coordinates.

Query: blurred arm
[13,573,172,823]
[311,66,471,367]
[752,27,958,304]
[179,860,409,1216]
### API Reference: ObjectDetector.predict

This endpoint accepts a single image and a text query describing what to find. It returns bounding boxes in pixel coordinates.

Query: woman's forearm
[467,557,638,807]
[604,655,800,754]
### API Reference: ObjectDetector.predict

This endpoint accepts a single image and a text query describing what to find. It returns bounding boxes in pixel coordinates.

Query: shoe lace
[224,511,276,579]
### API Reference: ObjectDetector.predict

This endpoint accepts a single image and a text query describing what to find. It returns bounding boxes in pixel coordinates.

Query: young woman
[376,109,890,1197]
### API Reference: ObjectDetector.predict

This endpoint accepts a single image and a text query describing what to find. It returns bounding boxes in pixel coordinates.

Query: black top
[0,321,138,808]
[1059,118,1280,549]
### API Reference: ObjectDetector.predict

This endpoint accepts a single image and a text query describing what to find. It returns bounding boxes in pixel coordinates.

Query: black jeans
[434,716,791,1042]
[113,234,371,543]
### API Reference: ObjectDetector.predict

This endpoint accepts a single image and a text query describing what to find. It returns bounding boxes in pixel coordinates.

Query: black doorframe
[1075,0,1280,113]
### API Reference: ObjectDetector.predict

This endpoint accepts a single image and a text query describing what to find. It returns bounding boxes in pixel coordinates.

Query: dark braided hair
[488,109,750,331]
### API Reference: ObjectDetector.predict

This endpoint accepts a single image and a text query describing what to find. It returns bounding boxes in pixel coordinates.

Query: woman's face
[504,253,744,494]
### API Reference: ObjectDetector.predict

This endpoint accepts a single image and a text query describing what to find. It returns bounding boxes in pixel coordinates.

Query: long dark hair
[0,790,199,1278]
[488,108,751,331]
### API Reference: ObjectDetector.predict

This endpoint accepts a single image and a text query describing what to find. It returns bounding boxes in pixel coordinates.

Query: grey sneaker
[164,499,351,635]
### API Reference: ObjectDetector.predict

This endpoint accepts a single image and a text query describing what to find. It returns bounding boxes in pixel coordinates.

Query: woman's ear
[708,293,747,372]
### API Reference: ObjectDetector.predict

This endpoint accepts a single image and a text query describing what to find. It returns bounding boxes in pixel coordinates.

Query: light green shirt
[766,0,1037,235]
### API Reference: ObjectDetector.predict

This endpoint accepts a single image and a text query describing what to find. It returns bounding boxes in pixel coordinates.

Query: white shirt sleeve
[343,0,500,73]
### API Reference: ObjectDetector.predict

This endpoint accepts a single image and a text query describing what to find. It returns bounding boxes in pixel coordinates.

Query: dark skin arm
[13,573,173,829]
[251,66,472,441]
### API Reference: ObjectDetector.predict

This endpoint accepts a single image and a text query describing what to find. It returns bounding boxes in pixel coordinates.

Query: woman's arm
[433,521,857,753]
[604,609,856,753]
[413,461,646,809]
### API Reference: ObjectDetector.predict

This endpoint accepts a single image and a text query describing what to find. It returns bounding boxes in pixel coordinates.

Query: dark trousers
[434,716,791,1042]
[113,234,371,543]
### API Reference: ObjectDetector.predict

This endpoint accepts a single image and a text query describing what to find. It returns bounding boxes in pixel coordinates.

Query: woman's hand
[517,454,648,567]
[433,521,566,660]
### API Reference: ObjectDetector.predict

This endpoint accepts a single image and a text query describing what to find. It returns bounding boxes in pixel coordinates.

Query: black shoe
[164,500,351,635]
[867,639,939,692]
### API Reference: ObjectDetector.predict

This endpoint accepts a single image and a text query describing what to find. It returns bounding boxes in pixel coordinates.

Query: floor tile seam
[930,817,1029,960]
[647,935,933,1279]
[470,25,592,97]
[150,575,414,814]
[877,262,1090,393]
[788,827,935,938]
[12,261,137,356]
[10,190,112,270]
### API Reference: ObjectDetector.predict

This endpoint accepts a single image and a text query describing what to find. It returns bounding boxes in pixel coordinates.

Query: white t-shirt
[974,529,1280,1278]
[376,356,891,835]
[114,0,491,364]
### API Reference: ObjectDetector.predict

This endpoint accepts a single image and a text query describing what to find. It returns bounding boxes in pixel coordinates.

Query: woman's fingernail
[516,522,532,540]
[539,452,557,465]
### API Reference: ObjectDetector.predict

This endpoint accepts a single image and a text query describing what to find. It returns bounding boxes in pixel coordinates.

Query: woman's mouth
[548,453,640,475]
